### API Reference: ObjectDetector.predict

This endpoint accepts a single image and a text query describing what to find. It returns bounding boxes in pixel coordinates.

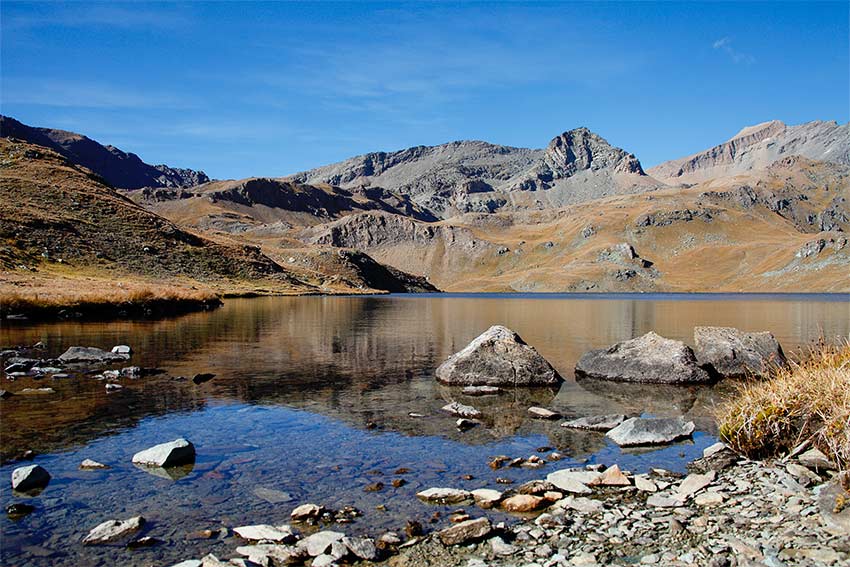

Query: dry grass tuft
[717,339,850,470]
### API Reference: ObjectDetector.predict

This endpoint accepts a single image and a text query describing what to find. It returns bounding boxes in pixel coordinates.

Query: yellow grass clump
[717,340,850,470]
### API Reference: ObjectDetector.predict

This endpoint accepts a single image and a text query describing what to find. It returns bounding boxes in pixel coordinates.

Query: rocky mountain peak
[543,127,645,176]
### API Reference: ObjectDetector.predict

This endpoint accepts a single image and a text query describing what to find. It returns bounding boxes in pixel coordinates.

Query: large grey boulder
[606,417,695,447]
[575,332,712,384]
[11,464,51,492]
[561,414,626,431]
[694,326,787,378]
[436,326,561,386]
[132,438,195,468]
[58,346,130,364]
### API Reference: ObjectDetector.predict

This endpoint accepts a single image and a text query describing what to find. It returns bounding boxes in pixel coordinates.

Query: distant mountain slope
[649,120,850,184]
[291,128,662,219]
[0,138,435,294]
[0,115,209,189]
[298,156,850,293]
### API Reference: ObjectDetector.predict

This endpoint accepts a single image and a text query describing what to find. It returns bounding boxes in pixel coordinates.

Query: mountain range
[1,115,848,294]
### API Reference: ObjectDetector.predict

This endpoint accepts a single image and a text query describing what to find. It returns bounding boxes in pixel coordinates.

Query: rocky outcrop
[0,115,209,189]
[649,119,850,184]
[574,332,713,384]
[509,128,645,191]
[435,326,562,386]
[694,326,787,378]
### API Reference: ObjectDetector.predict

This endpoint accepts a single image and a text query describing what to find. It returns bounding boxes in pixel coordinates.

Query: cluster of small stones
[1,343,216,403]
[389,447,848,567]
[152,445,848,567]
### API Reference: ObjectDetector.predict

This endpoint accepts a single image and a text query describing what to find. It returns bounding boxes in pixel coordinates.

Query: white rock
[694,492,724,506]
[80,459,110,470]
[676,471,715,501]
[342,536,378,561]
[311,555,335,567]
[170,561,203,567]
[112,345,132,355]
[634,475,657,492]
[703,442,728,458]
[471,488,503,509]
[546,469,599,494]
[132,438,195,467]
[233,524,295,543]
[290,503,323,521]
[416,487,471,504]
[300,531,345,557]
[11,464,51,491]
[82,516,145,545]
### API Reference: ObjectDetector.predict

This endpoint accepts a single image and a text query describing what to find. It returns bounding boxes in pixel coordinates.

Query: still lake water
[1,293,848,566]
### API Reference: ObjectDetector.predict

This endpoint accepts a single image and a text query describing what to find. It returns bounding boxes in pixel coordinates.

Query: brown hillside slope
[0,139,435,310]
[297,156,850,292]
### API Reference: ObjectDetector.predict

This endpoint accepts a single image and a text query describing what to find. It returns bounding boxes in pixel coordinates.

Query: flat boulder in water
[132,438,195,467]
[436,326,561,386]
[606,417,695,447]
[694,326,786,378]
[59,346,130,364]
[561,414,626,431]
[575,331,712,384]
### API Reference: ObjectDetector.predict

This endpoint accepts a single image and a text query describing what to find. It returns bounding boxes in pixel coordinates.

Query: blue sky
[1,1,847,180]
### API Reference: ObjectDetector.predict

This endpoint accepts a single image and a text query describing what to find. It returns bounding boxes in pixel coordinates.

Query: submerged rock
[437,517,491,545]
[694,326,786,377]
[82,516,145,545]
[461,385,501,396]
[561,414,626,431]
[606,417,695,447]
[132,438,195,467]
[441,402,482,419]
[435,325,561,386]
[11,464,51,492]
[528,406,561,420]
[79,459,110,470]
[58,346,130,364]
[575,331,712,384]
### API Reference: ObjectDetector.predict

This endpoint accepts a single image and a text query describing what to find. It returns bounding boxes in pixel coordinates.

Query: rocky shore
[110,444,845,567]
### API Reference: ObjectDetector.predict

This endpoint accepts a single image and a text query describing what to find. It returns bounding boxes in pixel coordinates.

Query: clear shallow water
[1,293,848,566]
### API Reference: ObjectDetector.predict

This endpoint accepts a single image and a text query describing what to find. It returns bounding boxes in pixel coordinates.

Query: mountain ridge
[0,115,210,190]
[649,119,850,184]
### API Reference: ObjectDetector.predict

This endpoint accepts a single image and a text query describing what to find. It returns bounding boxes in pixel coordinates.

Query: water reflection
[0,293,847,566]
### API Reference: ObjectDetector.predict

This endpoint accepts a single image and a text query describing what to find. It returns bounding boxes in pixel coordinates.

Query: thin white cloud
[713,36,755,64]
[2,78,196,110]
